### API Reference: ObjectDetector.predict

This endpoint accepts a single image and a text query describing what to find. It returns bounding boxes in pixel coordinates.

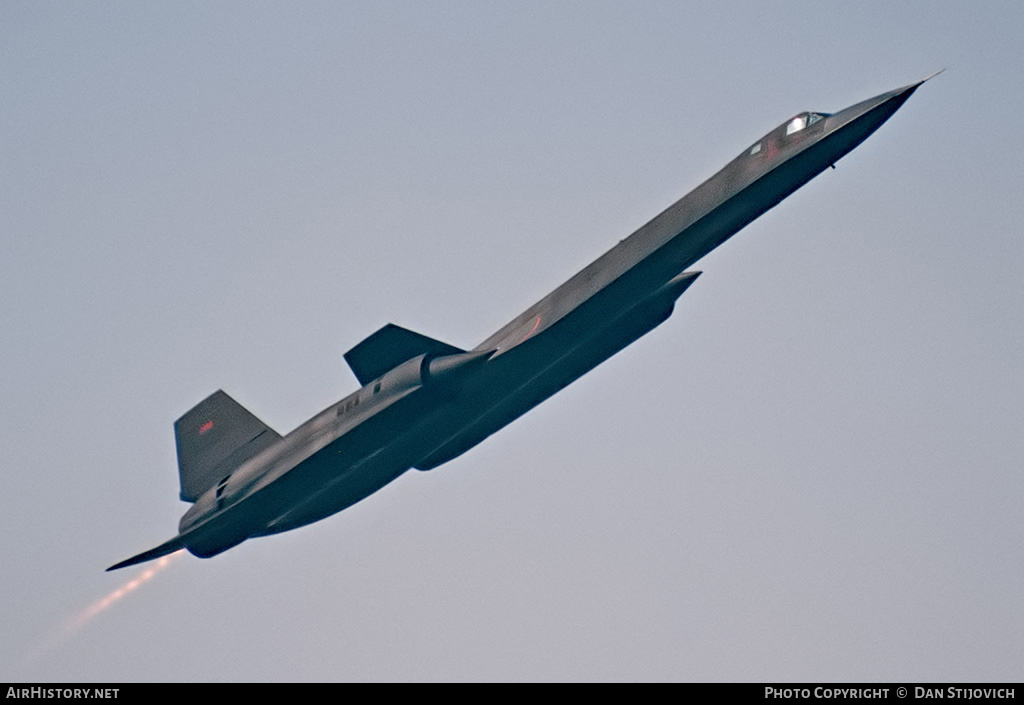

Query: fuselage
[109,78,930,570]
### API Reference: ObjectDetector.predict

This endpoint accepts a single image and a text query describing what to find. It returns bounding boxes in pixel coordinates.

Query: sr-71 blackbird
[109,77,934,570]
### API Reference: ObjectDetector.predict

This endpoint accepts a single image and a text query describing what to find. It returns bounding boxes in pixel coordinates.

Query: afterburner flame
[64,551,182,637]
[14,551,184,674]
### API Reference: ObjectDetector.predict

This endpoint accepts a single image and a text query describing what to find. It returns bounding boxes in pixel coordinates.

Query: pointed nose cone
[817,73,939,164]
[830,72,940,132]
[876,72,938,109]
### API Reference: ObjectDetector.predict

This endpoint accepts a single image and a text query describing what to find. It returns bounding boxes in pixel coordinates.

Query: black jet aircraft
[109,76,935,570]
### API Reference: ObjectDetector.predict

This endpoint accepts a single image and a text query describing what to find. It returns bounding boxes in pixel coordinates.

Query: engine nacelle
[179,488,218,534]
[378,350,494,396]
[382,354,430,393]
[184,529,249,559]
[176,478,253,559]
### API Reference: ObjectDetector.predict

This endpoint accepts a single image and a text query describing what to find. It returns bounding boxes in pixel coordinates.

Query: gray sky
[2,0,1021,682]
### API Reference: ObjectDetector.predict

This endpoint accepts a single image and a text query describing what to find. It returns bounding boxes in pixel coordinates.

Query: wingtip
[107,555,146,572]
[107,538,186,571]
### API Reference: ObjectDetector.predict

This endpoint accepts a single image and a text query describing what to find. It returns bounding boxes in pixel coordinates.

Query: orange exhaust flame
[63,551,183,637]
[14,551,184,675]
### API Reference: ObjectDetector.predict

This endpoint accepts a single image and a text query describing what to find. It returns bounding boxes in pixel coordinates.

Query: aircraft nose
[885,69,944,107]
[826,72,940,138]
[881,70,944,105]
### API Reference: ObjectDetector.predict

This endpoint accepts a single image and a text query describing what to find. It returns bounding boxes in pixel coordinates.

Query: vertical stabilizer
[174,390,281,502]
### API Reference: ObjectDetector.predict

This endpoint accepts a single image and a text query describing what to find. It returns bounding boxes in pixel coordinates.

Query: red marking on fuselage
[520,316,541,343]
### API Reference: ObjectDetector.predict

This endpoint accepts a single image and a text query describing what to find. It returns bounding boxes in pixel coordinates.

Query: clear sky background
[2,0,1021,682]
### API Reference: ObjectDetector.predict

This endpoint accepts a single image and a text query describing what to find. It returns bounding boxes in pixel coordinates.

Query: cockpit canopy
[785,112,828,135]
[748,112,832,157]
